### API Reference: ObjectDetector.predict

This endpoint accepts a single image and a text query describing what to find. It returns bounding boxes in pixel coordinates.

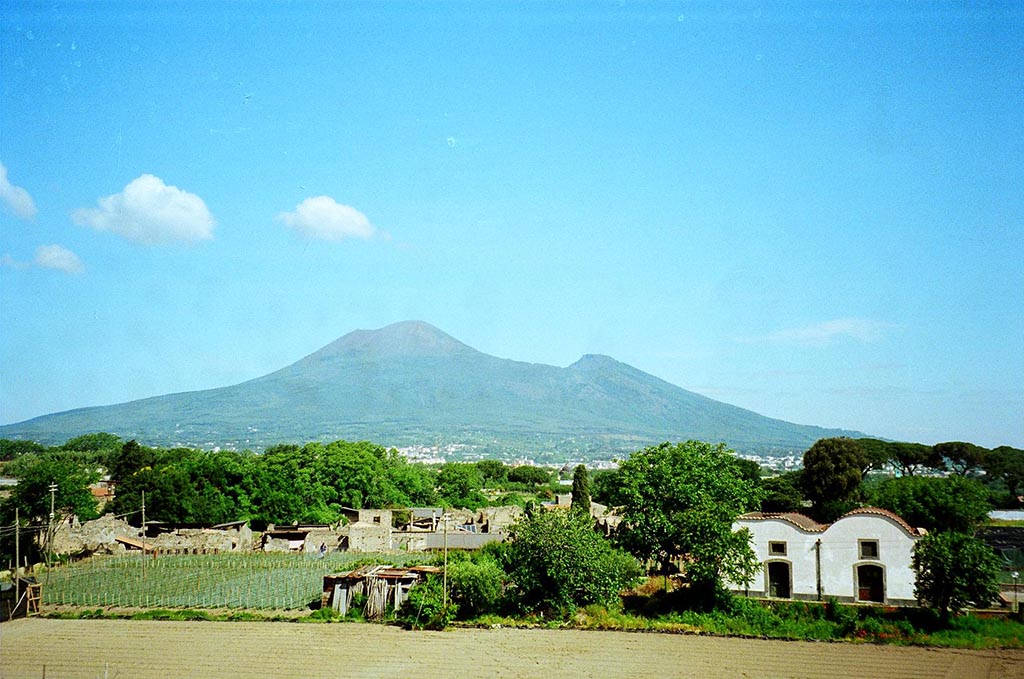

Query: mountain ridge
[0,321,867,458]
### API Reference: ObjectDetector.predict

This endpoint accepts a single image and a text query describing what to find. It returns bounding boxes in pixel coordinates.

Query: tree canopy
[504,508,641,612]
[868,475,991,533]
[912,531,1001,622]
[570,464,591,514]
[760,470,805,513]
[435,462,485,509]
[933,441,989,476]
[614,441,762,597]
[0,438,46,461]
[0,450,100,528]
[506,465,551,486]
[856,438,940,476]
[801,438,867,522]
[985,446,1024,500]
[108,439,441,526]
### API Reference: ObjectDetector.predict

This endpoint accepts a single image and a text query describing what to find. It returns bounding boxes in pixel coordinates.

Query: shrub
[505,509,643,613]
[913,531,1001,622]
[448,558,505,619]
[398,575,457,630]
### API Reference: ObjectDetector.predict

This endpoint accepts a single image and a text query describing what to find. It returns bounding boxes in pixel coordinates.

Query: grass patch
[131,609,213,622]
[455,595,1024,648]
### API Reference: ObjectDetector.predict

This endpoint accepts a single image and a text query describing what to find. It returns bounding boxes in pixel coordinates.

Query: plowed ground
[1,618,1022,679]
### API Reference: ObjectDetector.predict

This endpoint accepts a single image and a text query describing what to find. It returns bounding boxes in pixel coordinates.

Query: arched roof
[834,507,924,537]
[737,512,825,532]
[738,507,924,537]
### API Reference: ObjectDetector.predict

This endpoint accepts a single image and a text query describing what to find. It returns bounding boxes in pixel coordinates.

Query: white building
[730,507,925,606]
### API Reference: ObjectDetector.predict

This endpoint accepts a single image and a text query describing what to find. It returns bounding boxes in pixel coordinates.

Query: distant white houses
[729,508,926,606]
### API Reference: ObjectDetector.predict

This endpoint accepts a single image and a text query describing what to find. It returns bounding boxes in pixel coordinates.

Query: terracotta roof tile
[737,512,825,532]
[837,506,923,536]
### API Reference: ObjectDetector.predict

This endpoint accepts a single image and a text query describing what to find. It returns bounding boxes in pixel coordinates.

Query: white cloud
[278,196,375,241]
[71,174,214,245]
[34,244,84,274]
[746,318,898,346]
[0,161,38,220]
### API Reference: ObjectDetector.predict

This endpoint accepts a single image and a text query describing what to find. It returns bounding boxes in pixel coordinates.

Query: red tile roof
[737,512,825,532]
[838,506,924,536]
[739,507,924,537]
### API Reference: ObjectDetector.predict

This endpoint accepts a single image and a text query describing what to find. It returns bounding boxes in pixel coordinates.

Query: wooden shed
[322,564,440,620]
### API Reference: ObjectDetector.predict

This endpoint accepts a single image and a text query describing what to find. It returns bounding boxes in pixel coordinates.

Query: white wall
[731,513,920,604]
[819,514,918,602]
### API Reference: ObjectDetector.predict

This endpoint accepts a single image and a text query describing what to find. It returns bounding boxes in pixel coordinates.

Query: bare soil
[2,618,1022,679]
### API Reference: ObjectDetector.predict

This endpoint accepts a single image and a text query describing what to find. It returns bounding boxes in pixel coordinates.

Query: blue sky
[1,2,1021,449]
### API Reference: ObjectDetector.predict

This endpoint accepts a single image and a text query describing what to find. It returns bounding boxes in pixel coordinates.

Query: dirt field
[1,618,1022,679]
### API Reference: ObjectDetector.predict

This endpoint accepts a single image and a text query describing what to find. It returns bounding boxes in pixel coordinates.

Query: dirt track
[1,618,1022,679]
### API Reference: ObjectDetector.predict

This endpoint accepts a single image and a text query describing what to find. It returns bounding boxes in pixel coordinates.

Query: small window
[859,539,879,559]
[372,516,381,524]
[769,541,787,556]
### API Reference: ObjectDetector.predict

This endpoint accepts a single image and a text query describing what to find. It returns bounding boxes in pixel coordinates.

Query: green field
[44,552,425,610]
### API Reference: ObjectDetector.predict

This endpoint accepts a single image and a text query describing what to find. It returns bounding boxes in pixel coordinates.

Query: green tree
[760,470,805,513]
[985,446,1024,500]
[570,464,591,514]
[111,459,198,525]
[108,439,157,483]
[505,509,642,612]
[476,460,508,485]
[868,475,991,533]
[62,432,123,452]
[615,441,762,599]
[933,441,989,476]
[436,462,486,509]
[1,452,100,561]
[0,451,100,525]
[591,468,623,507]
[447,556,505,619]
[255,443,336,523]
[507,465,551,486]
[384,450,437,507]
[912,531,1001,622]
[731,457,763,484]
[801,438,867,522]
[398,575,457,630]
[888,442,941,476]
[61,432,123,466]
[0,439,46,461]
[856,438,893,474]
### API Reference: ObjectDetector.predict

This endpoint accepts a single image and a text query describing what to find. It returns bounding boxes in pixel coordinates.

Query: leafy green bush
[505,509,643,613]
[824,597,857,635]
[448,558,505,619]
[305,607,342,622]
[398,575,457,630]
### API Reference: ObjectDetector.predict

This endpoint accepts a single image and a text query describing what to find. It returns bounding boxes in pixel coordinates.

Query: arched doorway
[857,564,884,603]
[767,561,791,599]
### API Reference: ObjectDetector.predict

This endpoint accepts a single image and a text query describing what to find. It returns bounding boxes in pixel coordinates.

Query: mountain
[0,321,866,458]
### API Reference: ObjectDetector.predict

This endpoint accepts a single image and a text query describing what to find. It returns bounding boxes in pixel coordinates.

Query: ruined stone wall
[51,515,138,555]
[51,516,254,556]
[348,522,391,552]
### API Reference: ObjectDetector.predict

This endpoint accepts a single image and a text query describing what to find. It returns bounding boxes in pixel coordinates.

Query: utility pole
[141,490,146,578]
[441,513,451,609]
[47,482,57,587]
[14,508,19,606]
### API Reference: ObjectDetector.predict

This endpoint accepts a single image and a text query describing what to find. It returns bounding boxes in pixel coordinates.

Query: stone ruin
[49,515,255,556]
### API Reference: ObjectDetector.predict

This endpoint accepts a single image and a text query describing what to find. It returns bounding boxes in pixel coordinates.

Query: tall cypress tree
[571,464,591,514]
